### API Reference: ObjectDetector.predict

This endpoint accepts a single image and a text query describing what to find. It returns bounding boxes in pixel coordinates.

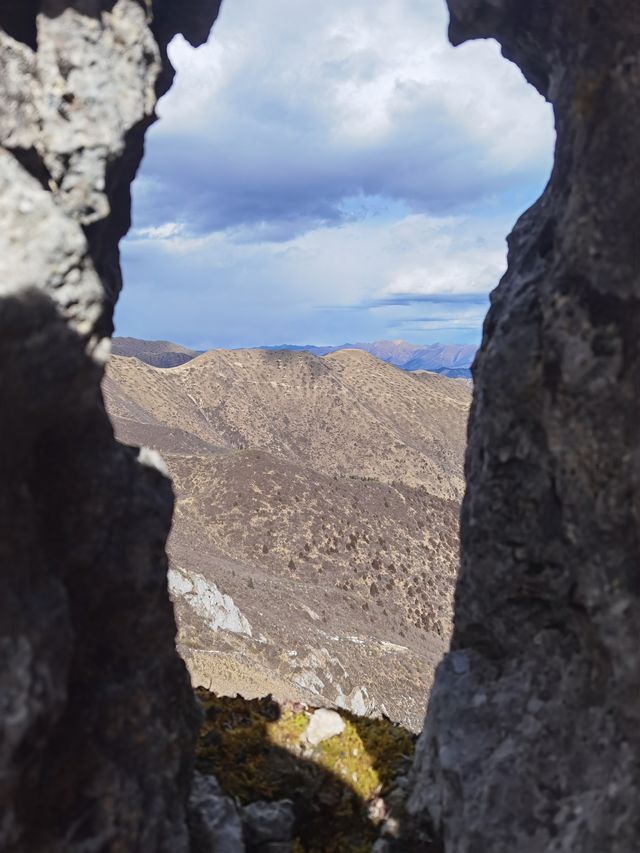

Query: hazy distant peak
[322,348,382,365]
[112,336,200,368]
[112,336,476,377]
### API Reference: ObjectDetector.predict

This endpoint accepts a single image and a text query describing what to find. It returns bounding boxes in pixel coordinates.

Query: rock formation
[3,0,639,850]
[407,1,640,850]
[0,2,221,850]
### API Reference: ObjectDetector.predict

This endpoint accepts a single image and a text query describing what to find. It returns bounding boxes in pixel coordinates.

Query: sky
[115,0,555,350]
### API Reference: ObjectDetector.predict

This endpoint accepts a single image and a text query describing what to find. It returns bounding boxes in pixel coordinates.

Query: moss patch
[194,688,416,852]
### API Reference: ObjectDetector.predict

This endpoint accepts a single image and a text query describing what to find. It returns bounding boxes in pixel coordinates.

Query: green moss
[194,688,416,852]
[348,714,415,795]
[316,719,381,801]
[268,709,309,749]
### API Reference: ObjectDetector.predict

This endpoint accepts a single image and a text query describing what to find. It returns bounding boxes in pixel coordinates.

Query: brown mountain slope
[103,349,470,730]
[105,347,469,499]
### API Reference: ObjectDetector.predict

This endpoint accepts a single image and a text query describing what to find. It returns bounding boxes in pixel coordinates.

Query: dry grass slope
[103,348,471,730]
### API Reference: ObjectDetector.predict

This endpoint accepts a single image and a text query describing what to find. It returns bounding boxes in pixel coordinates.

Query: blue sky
[115,0,554,349]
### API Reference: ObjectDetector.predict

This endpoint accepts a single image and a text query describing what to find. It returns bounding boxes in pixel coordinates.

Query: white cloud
[158,0,551,173]
[133,221,185,240]
[119,206,508,346]
[117,0,554,346]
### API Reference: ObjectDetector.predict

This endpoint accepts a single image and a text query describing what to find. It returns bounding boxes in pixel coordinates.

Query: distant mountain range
[112,337,476,378]
[261,341,476,378]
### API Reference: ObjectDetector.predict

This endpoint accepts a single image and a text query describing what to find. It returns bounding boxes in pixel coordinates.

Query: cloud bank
[116,0,554,347]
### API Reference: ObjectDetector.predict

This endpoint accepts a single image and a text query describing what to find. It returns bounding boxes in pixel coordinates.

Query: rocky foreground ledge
[190,689,417,852]
[0,2,222,851]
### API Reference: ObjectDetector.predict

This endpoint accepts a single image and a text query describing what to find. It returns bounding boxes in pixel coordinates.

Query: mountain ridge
[112,336,476,378]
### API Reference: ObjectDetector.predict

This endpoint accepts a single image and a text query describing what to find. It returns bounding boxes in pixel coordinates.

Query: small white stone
[137,445,169,477]
[304,708,345,746]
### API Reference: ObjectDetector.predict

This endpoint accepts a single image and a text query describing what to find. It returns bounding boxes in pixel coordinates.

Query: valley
[104,342,471,731]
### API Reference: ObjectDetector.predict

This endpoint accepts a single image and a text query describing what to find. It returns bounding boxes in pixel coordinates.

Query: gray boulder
[0,2,221,851]
[189,773,246,853]
[241,800,296,852]
[407,2,640,852]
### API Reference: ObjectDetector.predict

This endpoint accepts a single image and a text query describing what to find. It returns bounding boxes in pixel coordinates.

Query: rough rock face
[0,2,221,851]
[408,1,640,851]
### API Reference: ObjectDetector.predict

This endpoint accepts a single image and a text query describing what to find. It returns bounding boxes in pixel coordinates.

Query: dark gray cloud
[134,84,550,240]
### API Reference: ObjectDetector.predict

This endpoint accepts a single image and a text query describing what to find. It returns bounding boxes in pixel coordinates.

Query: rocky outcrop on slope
[0,2,221,851]
[407,1,640,851]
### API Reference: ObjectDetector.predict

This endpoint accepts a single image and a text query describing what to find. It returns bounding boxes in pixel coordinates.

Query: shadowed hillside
[111,336,201,367]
